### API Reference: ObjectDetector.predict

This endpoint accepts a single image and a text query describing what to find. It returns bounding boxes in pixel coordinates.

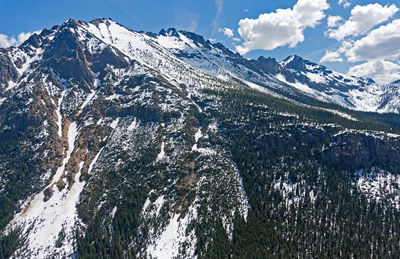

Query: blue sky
[1,0,400,83]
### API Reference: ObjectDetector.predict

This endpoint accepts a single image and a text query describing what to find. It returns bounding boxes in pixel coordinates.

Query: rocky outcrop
[321,133,400,172]
[0,50,19,92]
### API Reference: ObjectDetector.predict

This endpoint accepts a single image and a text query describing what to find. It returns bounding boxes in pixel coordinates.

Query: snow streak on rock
[56,90,66,138]
[156,140,166,161]
[8,122,82,258]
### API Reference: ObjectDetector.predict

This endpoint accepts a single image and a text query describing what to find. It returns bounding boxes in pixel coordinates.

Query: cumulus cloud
[236,9,302,54]
[0,31,38,48]
[327,4,399,41]
[324,18,400,84]
[321,4,400,83]
[218,27,234,38]
[347,19,400,62]
[293,0,330,28]
[236,0,329,54]
[348,60,400,84]
[320,40,353,62]
[320,50,343,62]
[338,0,351,8]
[0,34,17,48]
[327,15,343,28]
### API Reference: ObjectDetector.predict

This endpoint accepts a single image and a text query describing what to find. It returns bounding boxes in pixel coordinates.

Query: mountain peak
[159,28,179,37]
[62,18,82,28]
[255,56,282,74]
[179,30,211,48]
[280,55,326,73]
[280,55,306,71]
[89,18,114,27]
[282,54,301,62]
[390,79,400,85]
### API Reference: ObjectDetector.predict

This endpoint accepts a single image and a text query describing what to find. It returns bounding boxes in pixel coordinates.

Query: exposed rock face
[321,133,400,172]
[254,56,282,75]
[0,50,19,91]
[283,55,307,71]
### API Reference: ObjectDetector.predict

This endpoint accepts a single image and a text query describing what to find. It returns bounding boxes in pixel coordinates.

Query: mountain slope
[146,30,397,114]
[0,18,400,258]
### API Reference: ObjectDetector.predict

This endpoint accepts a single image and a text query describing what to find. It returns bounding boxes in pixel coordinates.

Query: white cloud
[236,0,329,54]
[293,0,330,28]
[218,27,234,38]
[324,19,400,84]
[188,17,199,32]
[327,15,343,28]
[327,4,399,41]
[322,4,400,84]
[212,0,223,33]
[347,19,400,62]
[0,31,38,48]
[338,0,351,8]
[236,9,303,54]
[348,60,400,84]
[0,34,17,48]
[320,40,353,62]
[215,0,223,10]
[320,50,343,62]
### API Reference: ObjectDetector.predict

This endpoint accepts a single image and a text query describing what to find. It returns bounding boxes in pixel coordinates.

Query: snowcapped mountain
[145,30,395,113]
[379,80,400,113]
[1,19,399,114]
[1,18,400,258]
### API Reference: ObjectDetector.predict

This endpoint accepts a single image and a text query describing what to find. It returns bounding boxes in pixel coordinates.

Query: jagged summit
[159,28,179,37]
[1,17,399,113]
[281,55,324,71]
[391,79,400,85]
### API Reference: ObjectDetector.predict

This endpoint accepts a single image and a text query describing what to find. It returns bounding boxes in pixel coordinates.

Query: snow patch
[320,108,358,121]
[146,199,198,259]
[111,207,117,219]
[191,127,203,151]
[191,127,217,155]
[88,148,103,175]
[156,35,186,50]
[110,117,120,129]
[353,168,400,209]
[0,97,6,106]
[276,74,315,94]
[5,80,17,91]
[8,122,81,258]
[127,117,138,131]
[105,93,121,101]
[56,90,67,138]
[156,140,166,161]
[306,72,327,84]
[79,91,96,113]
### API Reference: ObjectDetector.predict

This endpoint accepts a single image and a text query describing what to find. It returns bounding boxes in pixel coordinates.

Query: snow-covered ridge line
[333,128,400,140]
